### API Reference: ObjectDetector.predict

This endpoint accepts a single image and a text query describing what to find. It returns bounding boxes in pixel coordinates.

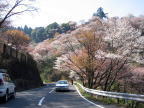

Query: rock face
[8,59,43,91]
[0,42,43,91]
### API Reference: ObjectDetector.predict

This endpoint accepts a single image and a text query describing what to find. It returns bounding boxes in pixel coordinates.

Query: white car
[55,80,69,91]
[0,72,16,102]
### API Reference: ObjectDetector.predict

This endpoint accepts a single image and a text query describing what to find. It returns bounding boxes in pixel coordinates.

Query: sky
[12,0,144,28]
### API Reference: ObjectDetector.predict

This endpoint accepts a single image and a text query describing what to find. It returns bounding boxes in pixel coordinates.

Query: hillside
[29,17,103,60]
[17,21,77,43]
[30,16,144,65]
[29,16,144,94]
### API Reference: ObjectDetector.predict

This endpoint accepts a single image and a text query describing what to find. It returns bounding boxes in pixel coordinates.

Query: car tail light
[0,79,4,85]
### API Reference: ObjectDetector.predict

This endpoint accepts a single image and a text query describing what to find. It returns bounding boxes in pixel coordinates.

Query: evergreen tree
[61,23,71,33]
[93,7,108,19]
[31,27,47,43]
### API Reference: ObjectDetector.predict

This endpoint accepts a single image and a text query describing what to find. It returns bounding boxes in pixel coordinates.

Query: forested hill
[15,7,107,43]
[29,16,144,65]
[29,15,144,94]
[16,22,77,43]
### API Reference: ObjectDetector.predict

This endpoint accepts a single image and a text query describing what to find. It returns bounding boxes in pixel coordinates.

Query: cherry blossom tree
[105,17,144,64]
[54,20,130,90]
[30,16,144,92]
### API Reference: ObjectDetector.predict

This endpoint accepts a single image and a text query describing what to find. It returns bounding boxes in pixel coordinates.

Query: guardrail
[76,82,144,102]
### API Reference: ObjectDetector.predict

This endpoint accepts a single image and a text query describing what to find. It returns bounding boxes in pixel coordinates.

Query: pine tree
[93,7,108,19]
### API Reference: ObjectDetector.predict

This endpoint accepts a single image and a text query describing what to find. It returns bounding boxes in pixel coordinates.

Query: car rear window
[57,81,68,84]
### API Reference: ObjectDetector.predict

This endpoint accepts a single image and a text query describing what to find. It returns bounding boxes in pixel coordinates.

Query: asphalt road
[0,84,123,108]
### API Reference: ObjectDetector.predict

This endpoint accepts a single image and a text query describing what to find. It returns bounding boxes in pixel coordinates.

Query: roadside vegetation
[38,56,70,83]
[75,83,144,108]
[29,7,144,106]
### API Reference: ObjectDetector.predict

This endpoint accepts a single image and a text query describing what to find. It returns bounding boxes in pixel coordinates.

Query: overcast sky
[12,0,144,28]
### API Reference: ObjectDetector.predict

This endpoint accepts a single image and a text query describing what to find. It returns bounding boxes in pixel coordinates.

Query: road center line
[49,89,54,93]
[38,97,45,106]
[74,85,104,108]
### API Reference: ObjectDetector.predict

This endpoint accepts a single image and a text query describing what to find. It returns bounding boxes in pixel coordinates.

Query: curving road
[0,84,123,108]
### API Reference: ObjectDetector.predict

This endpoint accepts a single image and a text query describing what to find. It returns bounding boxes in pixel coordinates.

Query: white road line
[38,97,45,106]
[49,89,54,93]
[74,85,104,108]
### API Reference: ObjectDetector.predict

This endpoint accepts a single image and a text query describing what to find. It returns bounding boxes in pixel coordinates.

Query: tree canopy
[4,30,30,50]
[16,22,77,43]
[93,7,108,19]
